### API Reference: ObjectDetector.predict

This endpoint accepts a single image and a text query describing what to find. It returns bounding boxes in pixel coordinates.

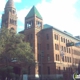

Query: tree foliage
[0,27,34,65]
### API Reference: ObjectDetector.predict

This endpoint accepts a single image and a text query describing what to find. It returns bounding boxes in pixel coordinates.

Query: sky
[0,0,80,36]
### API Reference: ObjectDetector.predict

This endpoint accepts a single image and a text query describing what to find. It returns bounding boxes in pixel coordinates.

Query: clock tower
[1,0,17,32]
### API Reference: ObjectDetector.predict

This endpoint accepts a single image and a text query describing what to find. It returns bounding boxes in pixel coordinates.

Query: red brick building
[1,0,80,80]
[1,0,17,32]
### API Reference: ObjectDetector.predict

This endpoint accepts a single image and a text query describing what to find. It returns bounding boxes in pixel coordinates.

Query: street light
[40,51,44,80]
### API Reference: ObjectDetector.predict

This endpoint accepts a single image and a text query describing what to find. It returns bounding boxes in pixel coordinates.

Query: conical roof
[26,6,42,19]
[5,0,15,8]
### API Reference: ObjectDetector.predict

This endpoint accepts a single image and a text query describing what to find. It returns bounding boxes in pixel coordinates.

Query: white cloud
[0,14,2,19]
[17,0,80,36]
[17,26,24,31]
[0,0,80,36]
[14,0,21,3]
[36,0,80,36]
[0,0,6,12]
[0,0,21,12]
[17,8,31,24]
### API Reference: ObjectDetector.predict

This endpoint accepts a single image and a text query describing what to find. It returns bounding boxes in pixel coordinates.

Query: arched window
[10,27,14,30]
[13,10,15,14]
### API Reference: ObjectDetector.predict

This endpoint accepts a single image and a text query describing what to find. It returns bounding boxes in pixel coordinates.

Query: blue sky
[0,0,80,36]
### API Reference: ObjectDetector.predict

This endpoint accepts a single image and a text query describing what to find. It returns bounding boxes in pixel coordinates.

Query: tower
[24,6,43,77]
[1,0,17,32]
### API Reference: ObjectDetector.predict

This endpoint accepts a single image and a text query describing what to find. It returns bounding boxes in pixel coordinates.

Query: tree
[0,27,35,80]
[0,27,35,65]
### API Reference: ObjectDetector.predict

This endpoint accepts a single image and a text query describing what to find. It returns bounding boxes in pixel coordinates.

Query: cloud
[0,0,21,12]
[17,7,31,24]
[0,0,6,12]
[17,0,80,36]
[0,14,2,19]
[18,26,24,29]
[36,0,80,36]
[14,0,21,3]
[0,0,80,36]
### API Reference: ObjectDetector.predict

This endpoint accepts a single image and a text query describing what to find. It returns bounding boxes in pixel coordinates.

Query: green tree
[0,28,35,79]
[0,27,34,65]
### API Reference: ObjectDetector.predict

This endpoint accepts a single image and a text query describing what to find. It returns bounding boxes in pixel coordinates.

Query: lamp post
[40,51,44,80]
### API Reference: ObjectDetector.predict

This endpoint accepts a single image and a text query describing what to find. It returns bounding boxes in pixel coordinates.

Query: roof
[5,0,15,8]
[43,24,53,29]
[26,6,42,19]
[43,24,80,41]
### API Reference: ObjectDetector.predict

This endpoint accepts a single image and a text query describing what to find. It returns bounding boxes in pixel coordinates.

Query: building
[1,0,17,32]
[23,5,80,80]
[1,0,80,80]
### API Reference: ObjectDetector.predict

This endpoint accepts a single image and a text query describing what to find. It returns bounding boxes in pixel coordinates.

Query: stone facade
[1,0,17,32]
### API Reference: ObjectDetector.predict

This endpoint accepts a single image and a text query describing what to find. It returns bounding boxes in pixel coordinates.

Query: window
[26,21,33,29]
[47,66,50,75]
[58,55,59,61]
[38,43,41,50]
[54,34,56,39]
[62,56,64,61]
[10,19,12,23]
[55,44,57,50]
[57,35,58,40]
[47,44,49,50]
[56,54,59,61]
[28,66,30,75]
[27,35,29,40]
[46,34,49,40]
[67,57,69,62]
[65,56,66,62]
[40,44,41,50]
[36,21,42,27]
[64,47,66,52]
[55,44,59,50]
[54,34,58,40]
[57,45,59,50]
[64,38,65,43]
[70,57,71,63]
[66,39,67,43]
[48,56,50,61]
[61,46,63,51]
[56,54,57,61]
[10,27,14,31]
[69,48,70,53]
[31,34,33,39]
[61,37,63,42]
[13,10,15,14]
[67,48,68,53]
[39,66,41,74]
